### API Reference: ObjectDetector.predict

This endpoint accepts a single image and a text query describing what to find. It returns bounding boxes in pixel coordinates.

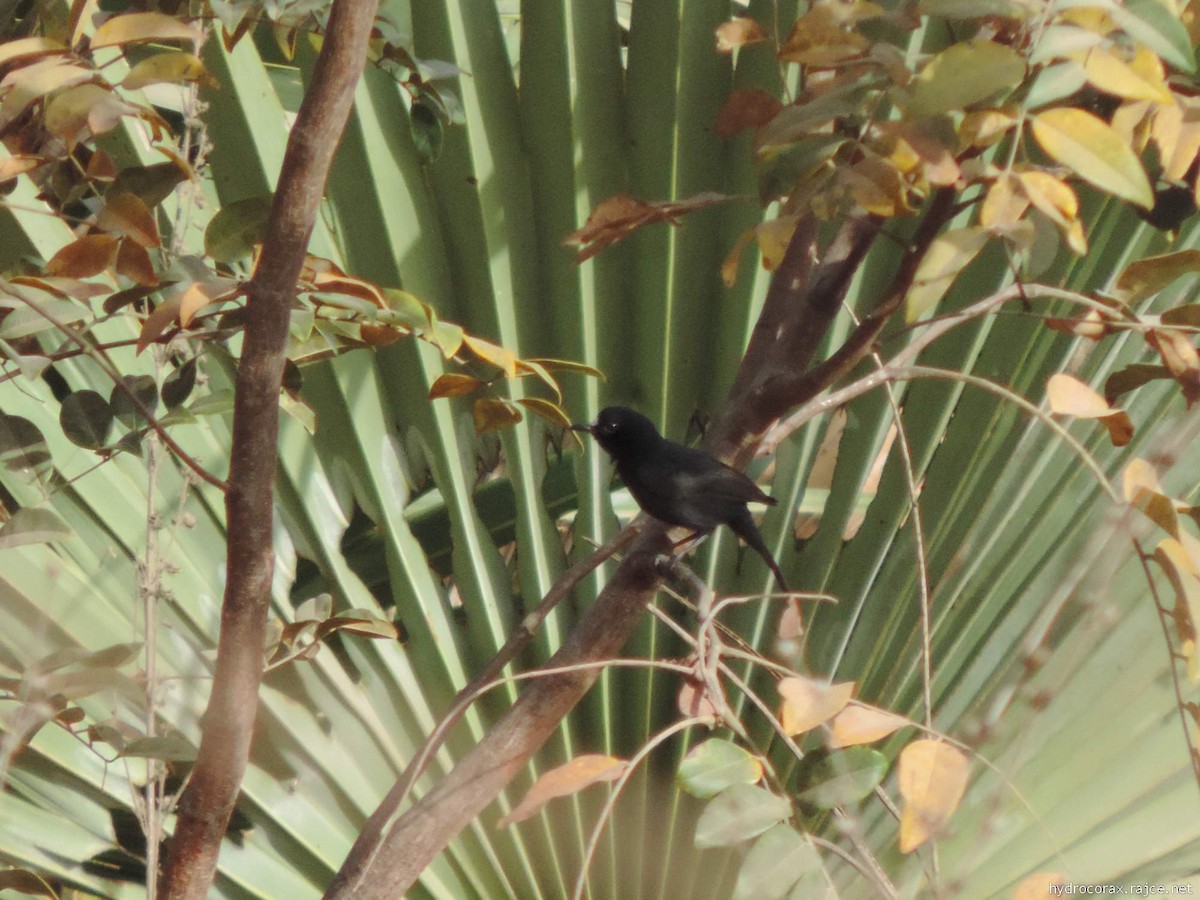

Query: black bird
[572,406,788,591]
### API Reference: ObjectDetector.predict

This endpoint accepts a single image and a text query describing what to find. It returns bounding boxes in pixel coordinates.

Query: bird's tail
[731,509,788,593]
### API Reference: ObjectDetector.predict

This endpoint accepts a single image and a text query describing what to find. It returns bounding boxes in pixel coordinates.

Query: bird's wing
[622,444,774,528]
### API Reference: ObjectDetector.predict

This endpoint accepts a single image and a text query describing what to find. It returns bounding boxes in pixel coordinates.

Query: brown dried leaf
[97,191,160,247]
[714,88,783,140]
[497,755,628,827]
[46,233,119,278]
[472,397,522,434]
[115,238,158,286]
[565,192,732,263]
[428,372,484,399]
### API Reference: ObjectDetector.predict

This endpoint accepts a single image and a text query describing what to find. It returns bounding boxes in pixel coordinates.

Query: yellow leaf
[721,227,757,288]
[906,40,1025,117]
[1016,171,1078,227]
[90,12,203,49]
[137,295,183,354]
[462,334,518,378]
[0,61,95,131]
[898,740,969,852]
[777,676,854,736]
[828,705,908,748]
[1082,45,1172,103]
[121,51,214,91]
[1030,108,1153,208]
[755,216,799,271]
[497,755,627,828]
[517,397,573,429]
[958,109,1016,150]
[1047,373,1111,417]
[980,174,1030,228]
[904,226,991,321]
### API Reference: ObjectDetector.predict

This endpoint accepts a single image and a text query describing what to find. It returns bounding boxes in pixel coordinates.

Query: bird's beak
[569,422,594,435]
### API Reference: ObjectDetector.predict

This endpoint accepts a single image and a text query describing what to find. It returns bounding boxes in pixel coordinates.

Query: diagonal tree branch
[157,1,380,895]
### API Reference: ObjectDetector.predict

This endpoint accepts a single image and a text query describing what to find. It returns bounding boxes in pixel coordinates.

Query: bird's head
[571,406,662,459]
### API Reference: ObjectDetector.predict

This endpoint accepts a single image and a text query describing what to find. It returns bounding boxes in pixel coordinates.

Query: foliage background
[0,0,1197,897]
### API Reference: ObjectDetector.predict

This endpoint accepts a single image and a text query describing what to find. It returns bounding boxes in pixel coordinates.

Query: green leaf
[59,390,114,450]
[918,0,1035,17]
[410,99,444,163]
[1024,61,1088,110]
[161,358,197,409]
[0,508,72,549]
[905,226,991,321]
[120,732,196,762]
[694,784,791,848]
[0,296,87,339]
[677,738,764,799]
[905,40,1026,117]
[1109,0,1196,74]
[733,825,820,900]
[110,374,158,430]
[1030,108,1153,209]
[0,415,52,483]
[205,194,274,263]
[795,748,888,809]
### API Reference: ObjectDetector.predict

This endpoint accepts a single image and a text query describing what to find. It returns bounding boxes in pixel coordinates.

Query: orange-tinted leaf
[1017,170,1078,227]
[778,8,869,66]
[472,397,522,434]
[1047,373,1112,417]
[517,397,572,429]
[178,281,237,326]
[898,740,969,852]
[91,12,203,49]
[46,233,119,278]
[875,121,960,185]
[497,755,628,827]
[136,295,183,354]
[1030,108,1153,208]
[514,358,562,403]
[115,238,157,286]
[721,227,757,287]
[428,372,484,399]
[121,51,214,90]
[677,678,720,721]
[0,154,43,181]
[1124,458,1181,536]
[310,270,387,308]
[1047,373,1133,445]
[565,192,733,263]
[1147,327,1200,405]
[524,357,605,380]
[714,88,783,140]
[777,676,854,736]
[1044,309,1109,340]
[360,323,404,346]
[715,17,766,53]
[828,704,908,748]
[462,333,518,377]
[97,191,160,248]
